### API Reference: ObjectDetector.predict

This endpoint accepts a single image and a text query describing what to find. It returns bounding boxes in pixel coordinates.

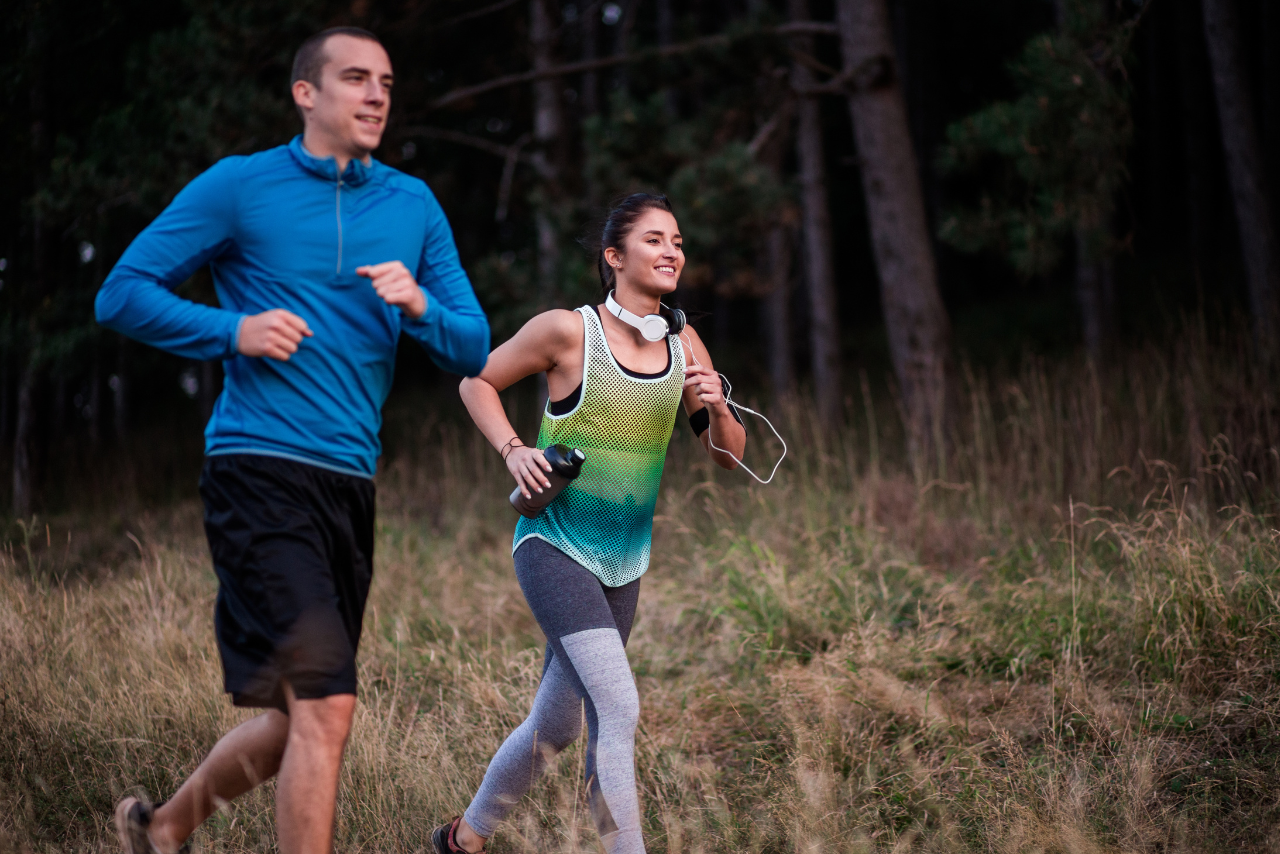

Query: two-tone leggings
[463,537,644,854]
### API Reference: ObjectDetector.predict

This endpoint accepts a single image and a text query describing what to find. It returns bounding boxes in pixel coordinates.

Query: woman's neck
[611,284,661,317]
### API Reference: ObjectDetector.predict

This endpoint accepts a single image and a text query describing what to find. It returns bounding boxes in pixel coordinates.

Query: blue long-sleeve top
[96,136,490,478]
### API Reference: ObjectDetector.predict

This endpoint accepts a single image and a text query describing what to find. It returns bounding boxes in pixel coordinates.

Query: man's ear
[292,79,316,113]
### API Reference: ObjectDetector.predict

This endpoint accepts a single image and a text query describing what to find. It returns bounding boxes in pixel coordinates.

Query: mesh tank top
[513,305,686,586]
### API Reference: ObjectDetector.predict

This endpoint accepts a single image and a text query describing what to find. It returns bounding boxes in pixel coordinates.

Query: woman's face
[610,208,684,297]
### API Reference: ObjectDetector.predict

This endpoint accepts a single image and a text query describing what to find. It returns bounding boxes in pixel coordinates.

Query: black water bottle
[509,444,586,518]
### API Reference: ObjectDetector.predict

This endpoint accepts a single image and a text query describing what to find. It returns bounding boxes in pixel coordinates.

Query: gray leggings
[463,538,644,854]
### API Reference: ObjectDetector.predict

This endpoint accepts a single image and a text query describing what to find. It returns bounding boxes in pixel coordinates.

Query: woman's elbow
[715,454,739,471]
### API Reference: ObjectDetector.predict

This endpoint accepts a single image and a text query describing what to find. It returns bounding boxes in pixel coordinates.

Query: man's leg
[147,710,290,853]
[276,689,357,854]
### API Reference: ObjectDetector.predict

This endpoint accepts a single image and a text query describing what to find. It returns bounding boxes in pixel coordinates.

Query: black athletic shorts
[199,454,375,713]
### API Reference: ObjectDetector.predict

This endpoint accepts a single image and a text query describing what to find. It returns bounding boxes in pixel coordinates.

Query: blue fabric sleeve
[94,159,248,361]
[401,191,490,377]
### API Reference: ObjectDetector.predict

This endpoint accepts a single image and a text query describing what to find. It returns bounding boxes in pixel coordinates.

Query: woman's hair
[597,193,675,296]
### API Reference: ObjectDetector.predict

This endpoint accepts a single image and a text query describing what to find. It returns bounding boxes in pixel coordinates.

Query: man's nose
[365,81,386,103]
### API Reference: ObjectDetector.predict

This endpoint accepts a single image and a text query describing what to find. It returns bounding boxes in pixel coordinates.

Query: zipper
[335,178,344,274]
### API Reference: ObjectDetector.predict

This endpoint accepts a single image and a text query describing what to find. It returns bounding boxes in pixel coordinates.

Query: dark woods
[1,0,1277,516]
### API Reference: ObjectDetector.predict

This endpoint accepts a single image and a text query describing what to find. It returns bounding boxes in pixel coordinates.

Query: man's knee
[259,709,291,759]
[286,692,356,752]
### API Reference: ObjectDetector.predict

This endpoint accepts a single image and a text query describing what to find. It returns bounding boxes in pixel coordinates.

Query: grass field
[2,323,1279,853]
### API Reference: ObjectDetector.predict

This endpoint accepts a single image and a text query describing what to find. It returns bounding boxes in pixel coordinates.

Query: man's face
[293,35,393,157]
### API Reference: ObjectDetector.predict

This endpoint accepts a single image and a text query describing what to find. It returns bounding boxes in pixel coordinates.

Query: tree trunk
[1202,0,1280,352]
[612,0,641,92]
[1058,0,1117,357]
[790,0,842,427]
[1265,0,1280,230]
[13,359,36,518]
[52,373,66,440]
[531,0,563,311]
[657,0,677,116]
[200,360,220,425]
[88,350,101,449]
[19,8,48,518]
[1177,0,1211,281]
[0,344,9,447]
[113,337,128,444]
[764,225,795,397]
[582,0,600,115]
[1075,228,1115,361]
[531,0,562,412]
[835,0,951,449]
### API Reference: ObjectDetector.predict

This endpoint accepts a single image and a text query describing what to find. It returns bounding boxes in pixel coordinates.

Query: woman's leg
[461,650,582,838]
[461,539,645,854]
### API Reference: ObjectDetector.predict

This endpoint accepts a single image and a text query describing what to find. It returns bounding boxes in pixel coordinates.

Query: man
[96,27,489,854]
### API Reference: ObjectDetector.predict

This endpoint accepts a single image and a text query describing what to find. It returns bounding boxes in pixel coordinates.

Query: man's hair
[291,26,382,89]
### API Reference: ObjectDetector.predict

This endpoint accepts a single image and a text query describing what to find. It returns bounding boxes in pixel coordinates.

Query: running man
[435,193,746,854]
[95,27,489,854]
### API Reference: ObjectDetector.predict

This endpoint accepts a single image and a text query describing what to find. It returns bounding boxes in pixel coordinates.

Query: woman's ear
[603,246,623,269]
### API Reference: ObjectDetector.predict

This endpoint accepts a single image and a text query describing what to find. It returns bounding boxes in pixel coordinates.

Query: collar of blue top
[288,135,374,186]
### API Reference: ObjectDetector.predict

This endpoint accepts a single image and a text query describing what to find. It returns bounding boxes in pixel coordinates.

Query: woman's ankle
[455,817,487,853]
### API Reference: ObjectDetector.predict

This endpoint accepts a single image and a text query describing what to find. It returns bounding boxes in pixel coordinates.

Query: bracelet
[500,437,524,460]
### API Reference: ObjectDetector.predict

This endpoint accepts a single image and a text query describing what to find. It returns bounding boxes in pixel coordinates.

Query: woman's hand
[506,444,553,499]
[683,364,727,413]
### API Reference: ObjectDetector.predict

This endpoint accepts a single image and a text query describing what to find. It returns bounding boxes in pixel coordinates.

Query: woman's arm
[459,309,580,499]
[679,326,746,470]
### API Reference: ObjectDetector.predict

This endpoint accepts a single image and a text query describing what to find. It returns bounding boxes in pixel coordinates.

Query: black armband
[689,389,745,438]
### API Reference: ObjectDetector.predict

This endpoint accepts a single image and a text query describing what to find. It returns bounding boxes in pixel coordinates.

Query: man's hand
[357,261,426,319]
[238,309,313,361]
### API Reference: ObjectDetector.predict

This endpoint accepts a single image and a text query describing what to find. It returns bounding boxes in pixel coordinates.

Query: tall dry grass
[1,323,1278,853]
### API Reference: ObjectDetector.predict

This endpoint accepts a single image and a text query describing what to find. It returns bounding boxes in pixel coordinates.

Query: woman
[433,193,745,854]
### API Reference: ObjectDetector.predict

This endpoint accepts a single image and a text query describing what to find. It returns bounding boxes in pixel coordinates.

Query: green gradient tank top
[513,305,686,586]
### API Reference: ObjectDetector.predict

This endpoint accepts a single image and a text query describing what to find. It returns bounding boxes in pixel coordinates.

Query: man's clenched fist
[237,309,314,361]
[357,261,427,319]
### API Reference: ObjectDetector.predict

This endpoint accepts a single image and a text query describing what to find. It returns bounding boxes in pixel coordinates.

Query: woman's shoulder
[521,307,586,347]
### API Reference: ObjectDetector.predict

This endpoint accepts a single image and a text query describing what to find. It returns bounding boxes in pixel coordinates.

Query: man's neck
[301,130,371,175]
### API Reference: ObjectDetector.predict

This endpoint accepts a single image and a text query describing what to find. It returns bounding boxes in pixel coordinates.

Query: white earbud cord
[679,331,787,485]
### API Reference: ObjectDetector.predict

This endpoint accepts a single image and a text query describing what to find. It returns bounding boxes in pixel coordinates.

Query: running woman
[435,194,747,854]
[96,28,489,854]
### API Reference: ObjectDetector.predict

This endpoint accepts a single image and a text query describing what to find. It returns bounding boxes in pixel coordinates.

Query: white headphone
[605,290,686,342]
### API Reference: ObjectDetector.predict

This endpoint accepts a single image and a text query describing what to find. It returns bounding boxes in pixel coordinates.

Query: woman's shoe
[431,816,486,853]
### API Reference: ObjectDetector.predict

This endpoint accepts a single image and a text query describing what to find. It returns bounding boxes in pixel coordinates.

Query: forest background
[3,0,1280,852]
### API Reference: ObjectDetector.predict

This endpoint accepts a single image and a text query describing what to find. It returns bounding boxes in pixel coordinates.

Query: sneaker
[113,797,189,854]
[431,816,486,853]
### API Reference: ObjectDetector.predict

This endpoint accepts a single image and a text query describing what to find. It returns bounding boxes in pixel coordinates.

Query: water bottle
[509,444,586,518]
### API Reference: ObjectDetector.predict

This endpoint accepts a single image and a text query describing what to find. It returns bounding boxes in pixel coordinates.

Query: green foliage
[584,90,790,297]
[2,0,324,384]
[937,0,1140,276]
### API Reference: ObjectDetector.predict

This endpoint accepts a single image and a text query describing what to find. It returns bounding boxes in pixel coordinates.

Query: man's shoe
[431,816,486,853]
[113,797,189,854]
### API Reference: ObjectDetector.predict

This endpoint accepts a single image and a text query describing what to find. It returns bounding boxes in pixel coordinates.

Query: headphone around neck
[605,290,686,342]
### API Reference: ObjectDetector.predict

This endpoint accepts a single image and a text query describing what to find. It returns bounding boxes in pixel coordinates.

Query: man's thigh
[199,455,374,712]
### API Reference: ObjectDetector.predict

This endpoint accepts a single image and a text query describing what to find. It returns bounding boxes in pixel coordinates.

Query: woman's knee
[539,701,586,748]
[596,681,640,734]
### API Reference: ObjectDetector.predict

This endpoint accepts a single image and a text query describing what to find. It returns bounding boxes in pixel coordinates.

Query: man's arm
[95,160,249,361]
[398,191,490,377]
